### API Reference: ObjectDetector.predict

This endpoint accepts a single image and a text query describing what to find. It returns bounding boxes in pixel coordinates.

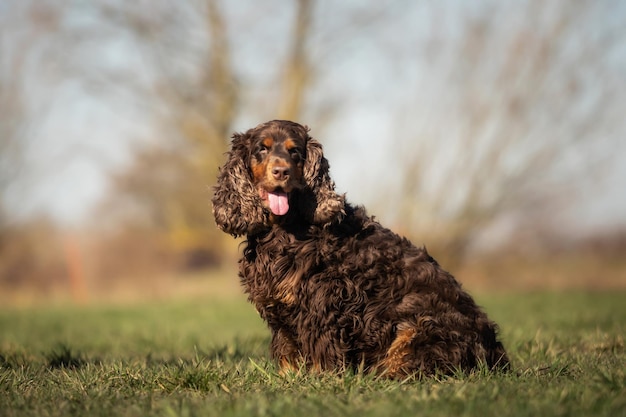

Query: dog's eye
[289,148,302,161]
[258,144,269,156]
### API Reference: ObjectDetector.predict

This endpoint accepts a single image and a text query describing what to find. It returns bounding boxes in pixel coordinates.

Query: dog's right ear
[211,131,268,237]
[302,138,345,226]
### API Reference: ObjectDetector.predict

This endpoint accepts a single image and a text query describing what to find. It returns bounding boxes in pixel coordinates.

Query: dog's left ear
[302,137,345,226]
[212,130,267,237]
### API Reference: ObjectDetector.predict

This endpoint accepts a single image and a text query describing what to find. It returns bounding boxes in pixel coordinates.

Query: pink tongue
[267,191,289,216]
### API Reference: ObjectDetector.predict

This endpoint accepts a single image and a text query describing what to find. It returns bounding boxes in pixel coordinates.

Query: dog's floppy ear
[212,130,267,237]
[302,137,345,226]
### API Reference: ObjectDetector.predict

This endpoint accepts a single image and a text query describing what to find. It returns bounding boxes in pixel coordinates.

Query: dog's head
[249,121,307,217]
[212,120,345,237]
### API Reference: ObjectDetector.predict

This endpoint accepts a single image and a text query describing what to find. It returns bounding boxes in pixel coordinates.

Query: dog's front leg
[270,328,302,374]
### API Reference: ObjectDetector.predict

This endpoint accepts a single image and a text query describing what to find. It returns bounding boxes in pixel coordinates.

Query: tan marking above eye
[262,137,274,148]
[284,138,296,150]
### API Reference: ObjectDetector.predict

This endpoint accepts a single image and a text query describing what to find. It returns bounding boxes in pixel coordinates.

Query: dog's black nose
[272,166,290,180]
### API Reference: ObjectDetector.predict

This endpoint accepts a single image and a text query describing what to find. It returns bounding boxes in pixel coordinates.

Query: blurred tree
[0,3,72,296]
[277,0,314,120]
[0,78,22,229]
[395,0,625,264]
[92,0,239,268]
[0,4,30,229]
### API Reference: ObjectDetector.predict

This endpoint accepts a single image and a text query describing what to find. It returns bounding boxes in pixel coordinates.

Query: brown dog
[212,120,509,377]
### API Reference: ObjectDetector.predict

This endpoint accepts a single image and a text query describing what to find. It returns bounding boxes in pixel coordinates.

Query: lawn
[1,287,624,417]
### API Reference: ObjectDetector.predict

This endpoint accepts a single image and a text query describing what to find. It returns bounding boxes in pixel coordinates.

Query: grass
[0,289,625,417]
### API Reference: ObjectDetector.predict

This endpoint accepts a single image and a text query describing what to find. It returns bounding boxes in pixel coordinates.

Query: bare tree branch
[277,0,314,120]
[396,0,623,261]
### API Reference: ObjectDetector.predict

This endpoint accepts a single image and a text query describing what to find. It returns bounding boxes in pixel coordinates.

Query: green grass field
[1,289,624,417]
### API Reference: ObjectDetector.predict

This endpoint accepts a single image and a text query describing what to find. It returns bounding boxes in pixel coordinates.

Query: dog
[212,120,509,377]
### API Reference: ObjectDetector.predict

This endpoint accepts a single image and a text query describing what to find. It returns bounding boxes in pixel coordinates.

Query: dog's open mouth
[259,188,290,216]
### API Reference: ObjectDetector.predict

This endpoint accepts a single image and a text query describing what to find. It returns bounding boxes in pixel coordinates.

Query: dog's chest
[243,235,318,311]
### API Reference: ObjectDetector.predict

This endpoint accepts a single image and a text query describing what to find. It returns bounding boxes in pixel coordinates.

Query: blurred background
[1,0,624,305]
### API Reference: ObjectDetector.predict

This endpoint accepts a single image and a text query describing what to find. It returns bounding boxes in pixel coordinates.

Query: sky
[1,0,625,243]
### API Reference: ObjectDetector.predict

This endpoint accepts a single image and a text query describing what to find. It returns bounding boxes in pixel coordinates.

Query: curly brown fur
[212,120,509,378]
